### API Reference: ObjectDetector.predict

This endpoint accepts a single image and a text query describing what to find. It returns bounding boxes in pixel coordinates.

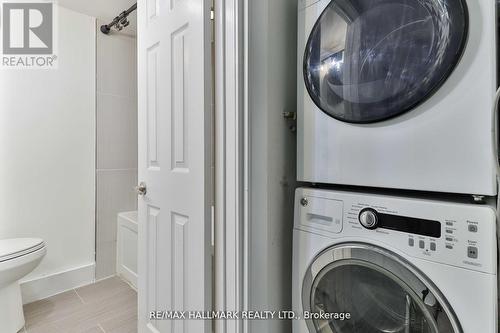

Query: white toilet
[0,238,46,333]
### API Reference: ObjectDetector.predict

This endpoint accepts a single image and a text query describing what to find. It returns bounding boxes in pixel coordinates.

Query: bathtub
[116,211,138,289]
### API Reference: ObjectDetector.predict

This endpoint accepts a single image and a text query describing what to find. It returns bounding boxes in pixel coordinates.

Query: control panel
[295,188,497,274]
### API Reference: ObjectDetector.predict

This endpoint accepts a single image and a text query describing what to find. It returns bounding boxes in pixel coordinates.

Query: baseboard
[20,263,95,304]
[117,267,137,290]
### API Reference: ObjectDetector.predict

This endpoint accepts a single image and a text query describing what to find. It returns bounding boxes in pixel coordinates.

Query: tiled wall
[96,24,138,280]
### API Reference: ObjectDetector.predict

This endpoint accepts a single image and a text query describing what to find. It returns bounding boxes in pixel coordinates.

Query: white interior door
[137,0,212,332]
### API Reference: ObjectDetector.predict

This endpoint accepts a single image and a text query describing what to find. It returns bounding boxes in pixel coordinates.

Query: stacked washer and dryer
[293,0,499,332]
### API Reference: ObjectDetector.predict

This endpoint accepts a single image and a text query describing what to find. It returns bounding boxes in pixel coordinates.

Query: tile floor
[22,277,137,333]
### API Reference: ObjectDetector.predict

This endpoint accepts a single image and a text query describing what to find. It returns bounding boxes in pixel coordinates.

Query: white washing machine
[292,188,498,333]
[297,0,499,195]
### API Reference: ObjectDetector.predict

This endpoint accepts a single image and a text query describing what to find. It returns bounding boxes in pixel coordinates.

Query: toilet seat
[0,239,45,263]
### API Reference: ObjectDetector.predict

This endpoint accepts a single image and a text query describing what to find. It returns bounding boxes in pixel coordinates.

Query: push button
[430,243,436,251]
[468,225,478,233]
[467,246,478,259]
[419,240,425,249]
[408,238,414,247]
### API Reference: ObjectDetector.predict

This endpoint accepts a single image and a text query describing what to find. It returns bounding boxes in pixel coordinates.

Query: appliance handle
[492,87,500,175]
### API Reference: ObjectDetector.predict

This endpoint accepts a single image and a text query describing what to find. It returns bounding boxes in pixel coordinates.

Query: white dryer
[297,0,499,195]
[292,188,497,333]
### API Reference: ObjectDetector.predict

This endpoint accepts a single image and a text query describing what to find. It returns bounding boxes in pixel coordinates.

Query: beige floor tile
[100,309,138,333]
[82,327,105,333]
[26,323,104,333]
[24,277,137,333]
[24,290,84,328]
[75,277,131,304]
[25,321,62,333]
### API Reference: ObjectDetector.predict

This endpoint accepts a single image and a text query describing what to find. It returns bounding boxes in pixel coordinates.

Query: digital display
[378,213,441,238]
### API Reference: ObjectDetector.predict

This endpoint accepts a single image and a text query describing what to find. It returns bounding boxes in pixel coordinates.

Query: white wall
[95,22,138,280]
[0,6,96,298]
[248,0,298,332]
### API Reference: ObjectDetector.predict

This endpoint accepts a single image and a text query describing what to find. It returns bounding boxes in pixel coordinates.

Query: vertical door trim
[214,0,246,332]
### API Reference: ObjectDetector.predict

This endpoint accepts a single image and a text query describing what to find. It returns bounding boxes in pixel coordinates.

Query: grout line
[73,288,86,305]
[96,168,139,172]
[98,323,106,333]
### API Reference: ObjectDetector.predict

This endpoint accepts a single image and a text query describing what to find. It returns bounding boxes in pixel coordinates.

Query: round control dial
[359,208,379,229]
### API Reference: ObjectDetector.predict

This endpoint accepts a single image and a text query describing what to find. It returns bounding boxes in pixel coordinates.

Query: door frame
[213,0,247,332]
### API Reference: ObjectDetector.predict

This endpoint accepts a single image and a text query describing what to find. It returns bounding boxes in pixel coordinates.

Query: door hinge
[210,8,214,21]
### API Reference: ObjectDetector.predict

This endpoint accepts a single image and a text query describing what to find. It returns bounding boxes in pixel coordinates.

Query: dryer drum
[303,0,468,123]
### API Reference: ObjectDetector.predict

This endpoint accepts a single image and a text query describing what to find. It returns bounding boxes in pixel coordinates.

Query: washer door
[302,243,462,333]
[303,0,468,123]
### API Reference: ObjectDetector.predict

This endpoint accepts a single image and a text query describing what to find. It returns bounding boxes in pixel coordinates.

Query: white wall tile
[97,93,138,170]
[96,170,138,244]
[96,23,137,279]
[96,240,118,280]
[97,32,137,98]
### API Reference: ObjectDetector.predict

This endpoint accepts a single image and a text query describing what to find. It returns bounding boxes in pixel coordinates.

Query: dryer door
[302,243,462,333]
[303,0,468,123]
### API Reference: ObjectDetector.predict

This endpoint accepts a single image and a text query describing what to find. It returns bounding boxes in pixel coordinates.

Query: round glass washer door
[303,0,468,123]
[302,243,462,333]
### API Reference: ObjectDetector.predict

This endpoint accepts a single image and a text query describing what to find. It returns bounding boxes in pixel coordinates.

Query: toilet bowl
[0,238,46,333]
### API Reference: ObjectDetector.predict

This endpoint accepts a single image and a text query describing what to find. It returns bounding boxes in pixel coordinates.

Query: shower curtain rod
[100,3,137,34]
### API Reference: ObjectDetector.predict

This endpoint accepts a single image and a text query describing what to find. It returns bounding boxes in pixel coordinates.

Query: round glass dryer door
[302,244,462,333]
[303,0,468,123]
